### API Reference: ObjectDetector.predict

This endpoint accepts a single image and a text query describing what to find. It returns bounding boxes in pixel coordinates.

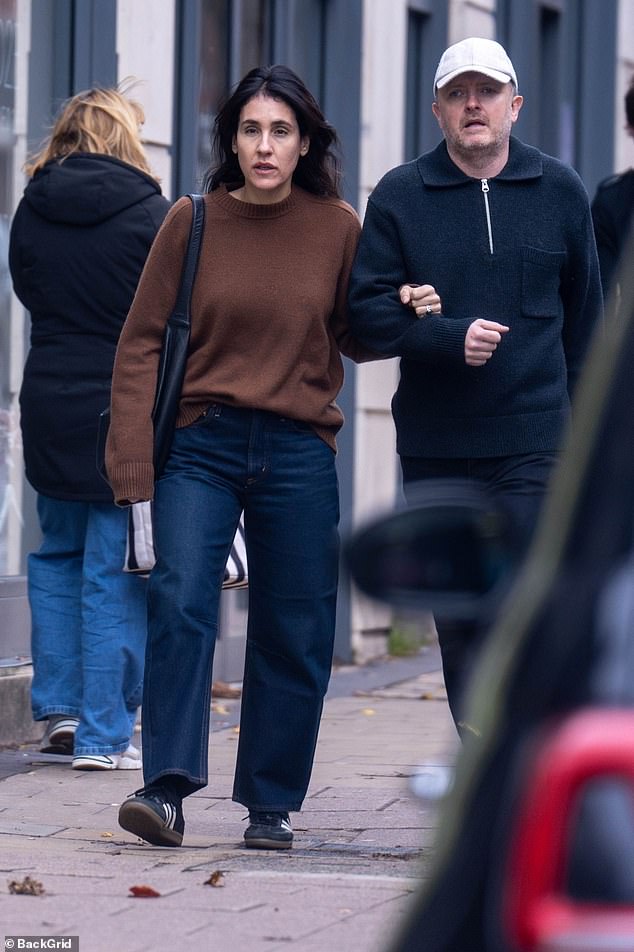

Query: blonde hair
[25,83,155,178]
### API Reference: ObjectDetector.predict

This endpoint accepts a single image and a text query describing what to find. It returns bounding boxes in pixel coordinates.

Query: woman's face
[232,92,309,204]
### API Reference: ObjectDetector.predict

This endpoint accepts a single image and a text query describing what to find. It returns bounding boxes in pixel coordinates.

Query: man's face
[432,73,523,165]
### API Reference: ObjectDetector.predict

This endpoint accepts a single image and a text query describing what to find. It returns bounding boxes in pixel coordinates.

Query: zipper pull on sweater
[481,178,494,254]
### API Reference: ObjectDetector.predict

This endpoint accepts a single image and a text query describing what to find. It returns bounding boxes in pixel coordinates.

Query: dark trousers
[400,453,557,730]
[144,405,340,810]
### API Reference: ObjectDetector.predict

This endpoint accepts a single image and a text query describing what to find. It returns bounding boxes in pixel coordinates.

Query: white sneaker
[72,744,142,771]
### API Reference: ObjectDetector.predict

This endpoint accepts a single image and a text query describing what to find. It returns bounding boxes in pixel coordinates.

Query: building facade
[1,0,633,674]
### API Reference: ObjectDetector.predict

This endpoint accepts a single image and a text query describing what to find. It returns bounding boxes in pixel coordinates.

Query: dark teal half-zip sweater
[348,136,603,458]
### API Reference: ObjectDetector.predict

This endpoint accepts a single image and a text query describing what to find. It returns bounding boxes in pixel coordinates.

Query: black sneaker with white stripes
[118,785,184,847]
[244,811,293,849]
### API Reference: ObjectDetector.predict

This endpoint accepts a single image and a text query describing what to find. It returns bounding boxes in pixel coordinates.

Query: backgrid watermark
[4,940,79,951]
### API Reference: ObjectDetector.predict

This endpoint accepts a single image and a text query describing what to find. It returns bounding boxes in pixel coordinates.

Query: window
[405,9,429,162]
[538,5,561,158]
[194,0,273,189]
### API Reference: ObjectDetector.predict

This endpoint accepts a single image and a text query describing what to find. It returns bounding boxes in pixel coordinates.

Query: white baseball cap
[434,37,518,94]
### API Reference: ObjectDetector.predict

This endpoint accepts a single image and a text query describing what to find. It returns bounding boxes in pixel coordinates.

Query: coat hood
[24,153,162,226]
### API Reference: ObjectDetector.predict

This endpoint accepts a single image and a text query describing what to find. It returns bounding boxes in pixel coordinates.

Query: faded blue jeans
[142,404,340,811]
[29,495,147,754]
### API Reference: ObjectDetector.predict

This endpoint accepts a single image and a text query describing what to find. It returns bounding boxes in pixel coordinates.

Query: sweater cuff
[107,461,155,507]
[431,317,472,357]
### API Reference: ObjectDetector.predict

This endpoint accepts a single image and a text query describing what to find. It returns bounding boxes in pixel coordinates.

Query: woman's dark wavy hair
[202,65,342,198]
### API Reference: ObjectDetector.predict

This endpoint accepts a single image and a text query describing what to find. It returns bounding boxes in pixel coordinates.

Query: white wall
[4,0,32,575]
[116,0,176,198]
[448,0,495,43]
[351,0,411,658]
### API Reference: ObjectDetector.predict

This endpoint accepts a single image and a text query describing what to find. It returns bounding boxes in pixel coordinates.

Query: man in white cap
[348,37,603,731]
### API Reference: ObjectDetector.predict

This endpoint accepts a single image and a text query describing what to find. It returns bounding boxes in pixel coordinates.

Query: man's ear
[510,94,524,123]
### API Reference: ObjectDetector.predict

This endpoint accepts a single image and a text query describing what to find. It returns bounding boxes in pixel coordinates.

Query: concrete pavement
[0,646,457,952]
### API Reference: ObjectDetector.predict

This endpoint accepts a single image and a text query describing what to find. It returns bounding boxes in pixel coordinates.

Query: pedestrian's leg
[399,457,476,731]
[484,453,558,554]
[72,503,147,759]
[28,495,85,724]
[118,409,245,847]
[442,453,559,736]
[232,415,339,812]
[141,424,243,794]
[431,619,481,733]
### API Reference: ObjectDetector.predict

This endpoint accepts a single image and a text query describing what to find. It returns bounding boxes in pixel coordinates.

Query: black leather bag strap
[169,193,205,331]
[151,193,206,474]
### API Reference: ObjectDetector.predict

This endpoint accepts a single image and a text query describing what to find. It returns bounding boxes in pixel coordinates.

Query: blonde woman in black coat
[9,86,169,769]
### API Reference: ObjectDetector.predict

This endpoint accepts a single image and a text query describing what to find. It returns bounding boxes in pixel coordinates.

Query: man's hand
[465,319,509,366]
[400,283,442,317]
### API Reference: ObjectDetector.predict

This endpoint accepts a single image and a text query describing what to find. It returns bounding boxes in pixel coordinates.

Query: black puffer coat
[9,153,170,500]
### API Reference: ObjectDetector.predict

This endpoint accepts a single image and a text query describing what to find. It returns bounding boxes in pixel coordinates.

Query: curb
[0,663,42,746]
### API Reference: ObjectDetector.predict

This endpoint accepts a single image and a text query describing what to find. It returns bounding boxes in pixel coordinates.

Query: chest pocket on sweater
[521,247,565,318]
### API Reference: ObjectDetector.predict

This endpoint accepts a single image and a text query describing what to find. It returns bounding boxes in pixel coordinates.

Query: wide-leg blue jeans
[143,405,340,811]
[29,495,147,754]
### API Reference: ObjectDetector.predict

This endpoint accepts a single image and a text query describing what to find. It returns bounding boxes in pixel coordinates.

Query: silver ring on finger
[426,304,433,315]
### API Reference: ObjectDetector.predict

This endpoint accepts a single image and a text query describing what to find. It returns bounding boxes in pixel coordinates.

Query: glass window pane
[197,0,230,185]
[196,0,271,187]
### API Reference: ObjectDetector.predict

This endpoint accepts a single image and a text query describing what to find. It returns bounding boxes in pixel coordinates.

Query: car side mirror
[345,481,515,620]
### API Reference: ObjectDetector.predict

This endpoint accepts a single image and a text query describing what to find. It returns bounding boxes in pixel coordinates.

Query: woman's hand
[399,283,442,317]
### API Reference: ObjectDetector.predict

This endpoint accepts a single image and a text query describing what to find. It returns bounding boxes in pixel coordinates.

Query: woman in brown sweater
[110,65,375,849]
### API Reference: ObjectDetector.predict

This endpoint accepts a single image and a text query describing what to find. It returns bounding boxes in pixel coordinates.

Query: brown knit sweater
[106,184,374,504]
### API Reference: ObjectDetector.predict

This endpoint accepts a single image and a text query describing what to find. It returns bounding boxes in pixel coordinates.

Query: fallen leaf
[212,704,229,715]
[8,876,45,896]
[100,831,114,838]
[361,708,376,716]
[129,884,161,898]
[232,726,240,734]
[204,870,225,887]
